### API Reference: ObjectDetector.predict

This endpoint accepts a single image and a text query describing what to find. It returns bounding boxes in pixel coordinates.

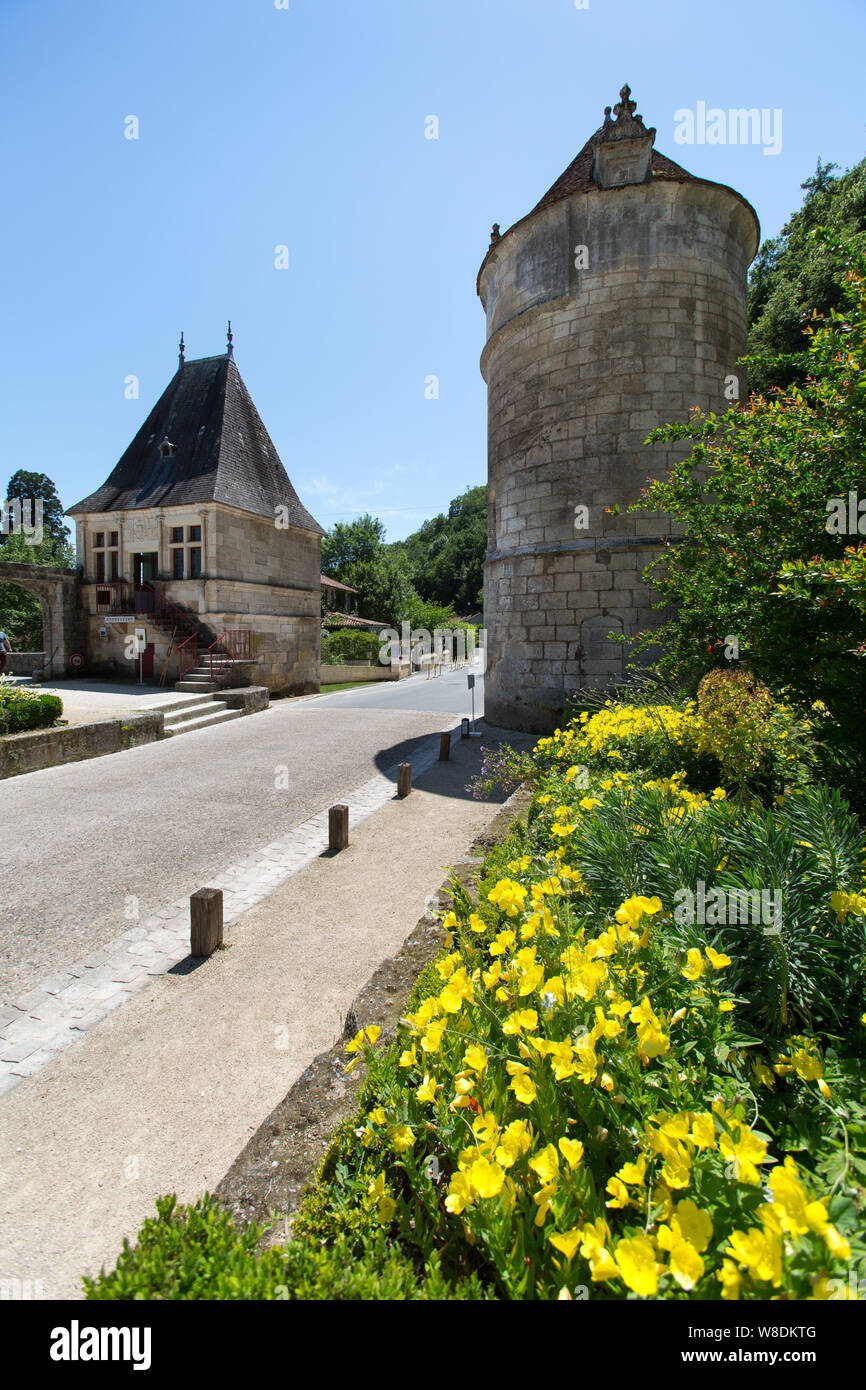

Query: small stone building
[477,85,760,730]
[68,337,323,693]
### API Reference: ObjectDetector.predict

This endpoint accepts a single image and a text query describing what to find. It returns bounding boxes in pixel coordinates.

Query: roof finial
[178,331,185,369]
[614,84,637,121]
[226,319,234,358]
[490,223,501,244]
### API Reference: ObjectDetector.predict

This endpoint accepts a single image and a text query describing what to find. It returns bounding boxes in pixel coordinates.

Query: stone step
[163,707,243,737]
[141,692,219,717]
[174,679,219,693]
[162,698,226,728]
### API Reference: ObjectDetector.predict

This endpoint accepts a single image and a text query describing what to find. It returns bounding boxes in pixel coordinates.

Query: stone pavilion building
[68,331,323,693]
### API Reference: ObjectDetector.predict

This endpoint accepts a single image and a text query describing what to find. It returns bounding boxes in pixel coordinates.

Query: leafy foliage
[747,156,866,395]
[629,231,866,787]
[2,469,72,552]
[322,627,381,664]
[389,486,486,613]
[0,684,62,733]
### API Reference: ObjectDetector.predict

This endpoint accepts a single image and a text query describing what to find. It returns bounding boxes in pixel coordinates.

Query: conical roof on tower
[69,348,324,535]
[477,83,759,290]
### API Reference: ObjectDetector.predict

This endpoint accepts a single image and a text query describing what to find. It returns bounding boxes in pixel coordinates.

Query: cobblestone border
[214,782,534,1241]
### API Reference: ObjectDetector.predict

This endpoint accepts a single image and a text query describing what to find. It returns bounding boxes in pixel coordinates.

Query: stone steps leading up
[163,701,243,737]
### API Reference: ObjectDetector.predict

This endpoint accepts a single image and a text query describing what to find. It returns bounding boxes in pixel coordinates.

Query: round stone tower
[478,84,759,730]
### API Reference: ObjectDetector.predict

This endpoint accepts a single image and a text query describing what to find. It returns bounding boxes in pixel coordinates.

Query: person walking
[0,629,12,676]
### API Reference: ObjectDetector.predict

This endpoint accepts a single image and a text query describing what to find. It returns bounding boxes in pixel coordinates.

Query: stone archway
[0,563,81,678]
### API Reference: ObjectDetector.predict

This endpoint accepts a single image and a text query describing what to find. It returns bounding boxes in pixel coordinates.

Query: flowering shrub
[88,700,866,1301]
[467,744,539,800]
[316,734,865,1301]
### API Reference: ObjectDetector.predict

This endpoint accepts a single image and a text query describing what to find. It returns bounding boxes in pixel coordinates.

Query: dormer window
[159,438,176,459]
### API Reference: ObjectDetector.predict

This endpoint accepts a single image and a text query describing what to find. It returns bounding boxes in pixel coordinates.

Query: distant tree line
[321,485,486,630]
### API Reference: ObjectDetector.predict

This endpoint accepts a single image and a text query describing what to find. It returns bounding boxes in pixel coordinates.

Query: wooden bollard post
[190,887,223,958]
[397,763,412,797]
[329,803,349,851]
[439,732,451,762]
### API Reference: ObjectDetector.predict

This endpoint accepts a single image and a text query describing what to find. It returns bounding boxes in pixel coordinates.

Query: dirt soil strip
[215,785,534,1244]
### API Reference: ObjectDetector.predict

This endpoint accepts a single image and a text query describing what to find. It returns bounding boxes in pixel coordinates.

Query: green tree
[747,155,866,394]
[629,229,866,771]
[0,531,76,650]
[320,514,415,627]
[2,470,71,553]
[390,486,486,612]
[322,514,386,575]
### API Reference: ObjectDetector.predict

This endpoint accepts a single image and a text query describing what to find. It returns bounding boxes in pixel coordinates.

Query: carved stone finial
[590,83,656,189]
[490,223,501,244]
[226,319,234,358]
[178,331,185,369]
[613,84,637,121]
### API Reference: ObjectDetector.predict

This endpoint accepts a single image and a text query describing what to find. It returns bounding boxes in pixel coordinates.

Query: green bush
[0,686,62,733]
[83,1193,492,1300]
[322,628,381,664]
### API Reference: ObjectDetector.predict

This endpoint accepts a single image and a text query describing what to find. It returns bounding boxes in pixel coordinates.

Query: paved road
[0,667,485,1003]
[314,664,484,715]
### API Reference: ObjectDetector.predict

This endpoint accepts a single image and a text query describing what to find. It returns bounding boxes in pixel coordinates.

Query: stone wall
[0,712,163,780]
[479,178,758,730]
[321,664,400,685]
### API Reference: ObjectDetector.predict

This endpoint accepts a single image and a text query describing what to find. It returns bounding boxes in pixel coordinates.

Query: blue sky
[2,0,864,542]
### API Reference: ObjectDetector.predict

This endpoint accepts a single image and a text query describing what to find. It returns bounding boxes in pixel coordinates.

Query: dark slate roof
[69,354,324,535]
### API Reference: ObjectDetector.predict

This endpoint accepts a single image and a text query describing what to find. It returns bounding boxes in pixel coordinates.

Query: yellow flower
[421,1022,445,1053]
[605,1177,632,1209]
[615,895,663,931]
[705,946,731,969]
[445,1170,473,1214]
[671,1199,713,1253]
[487,879,528,918]
[468,912,488,933]
[726,1228,782,1286]
[689,1111,716,1150]
[752,1057,776,1090]
[681,948,704,982]
[550,1229,582,1263]
[719,1001,735,1013]
[469,1156,505,1200]
[509,1073,537,1105]
[416,1073,439,1104]
[616,1154,647,1186]
[528,1144,560,1185]
[495,1119,533,1168]
[398,1044,417,1069]
[389,1125,415,1153]
[668,1238,705,1291]
[345,1024,382,1053]
[614,1233,659,1297]
[502,1009,538,1035]
[377,1195,397,1224]
[558,1137,585,1168]
[719,1126,768,1184]
[716,1259,742,1300]
[463,1043,488,1073]
[533,1182,558,1227]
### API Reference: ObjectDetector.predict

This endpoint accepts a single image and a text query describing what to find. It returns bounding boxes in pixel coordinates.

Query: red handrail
[208,630,252,681]
[178,633,197,679]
